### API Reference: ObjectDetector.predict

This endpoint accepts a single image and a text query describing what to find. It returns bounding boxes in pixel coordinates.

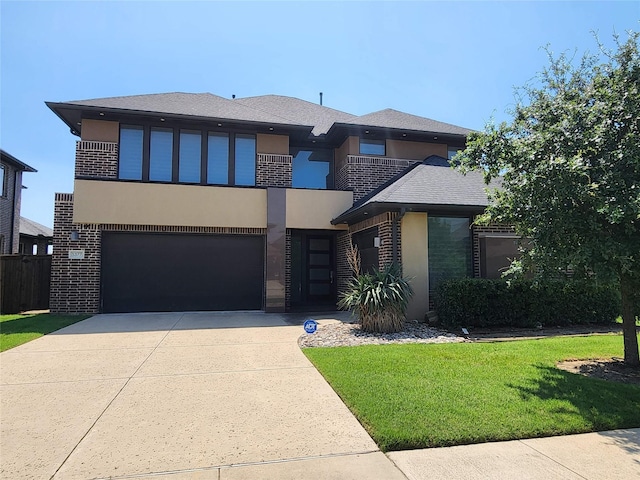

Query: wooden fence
[0,255,52,314]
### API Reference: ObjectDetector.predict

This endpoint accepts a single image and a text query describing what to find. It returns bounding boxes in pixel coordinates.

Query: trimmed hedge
[433,278,620,329]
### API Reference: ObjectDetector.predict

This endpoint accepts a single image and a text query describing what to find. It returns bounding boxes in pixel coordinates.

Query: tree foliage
[456,32,640,366]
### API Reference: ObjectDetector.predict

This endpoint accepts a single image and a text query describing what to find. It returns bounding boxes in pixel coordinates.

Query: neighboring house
[46,93,518,317]
[0,149,37,255]
[19,217,53,255]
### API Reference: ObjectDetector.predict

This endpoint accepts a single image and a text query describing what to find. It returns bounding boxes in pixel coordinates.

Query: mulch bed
[556,358,640,385]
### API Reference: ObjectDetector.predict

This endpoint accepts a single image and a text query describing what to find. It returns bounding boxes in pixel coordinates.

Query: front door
[306,235,335,304]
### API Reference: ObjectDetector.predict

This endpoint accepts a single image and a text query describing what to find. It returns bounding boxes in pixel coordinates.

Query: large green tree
[456,32,640,366]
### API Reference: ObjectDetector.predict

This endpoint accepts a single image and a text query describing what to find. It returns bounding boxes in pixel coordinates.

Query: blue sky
[1,1,638,228]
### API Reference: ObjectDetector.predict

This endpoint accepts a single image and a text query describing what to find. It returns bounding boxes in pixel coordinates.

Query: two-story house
[0,149,37,255]
[46,93,517,319]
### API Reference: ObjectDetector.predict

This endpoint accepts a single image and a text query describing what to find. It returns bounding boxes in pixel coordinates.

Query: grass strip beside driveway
[0,313,90,351]
[303,335,640,452]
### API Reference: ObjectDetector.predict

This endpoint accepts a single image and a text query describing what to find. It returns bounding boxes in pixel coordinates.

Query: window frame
[117,122,256,186]
[0,164,5,197]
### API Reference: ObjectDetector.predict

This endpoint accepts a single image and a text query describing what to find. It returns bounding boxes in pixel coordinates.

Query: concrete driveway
[1,312,406,480]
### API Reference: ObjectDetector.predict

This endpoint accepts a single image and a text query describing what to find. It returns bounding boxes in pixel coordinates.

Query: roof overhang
[332,201,486,225]
[45,101,315,141]
[325,123,468,146]
[0,149,37,172]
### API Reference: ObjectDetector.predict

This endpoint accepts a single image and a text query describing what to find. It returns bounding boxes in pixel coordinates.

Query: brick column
[50,193,101,314]
[75,141,118,179]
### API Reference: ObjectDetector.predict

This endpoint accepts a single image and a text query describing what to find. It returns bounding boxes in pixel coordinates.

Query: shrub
[338,263,414,333]
[433,278,620,329]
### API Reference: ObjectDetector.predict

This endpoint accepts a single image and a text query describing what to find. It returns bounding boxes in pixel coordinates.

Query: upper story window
[291,148,333,189]
[0,164,5,197]
[234,134,257,186]
[119,126,144,180]
[118,125,256,186]
[179,130,202,184]
[149,128,173,182]
[448,147,462,160]
[359,138,385,156]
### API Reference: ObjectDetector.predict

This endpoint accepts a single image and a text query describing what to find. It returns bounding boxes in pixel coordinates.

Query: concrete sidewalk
[388,428,640,480]
[1,312,638,479]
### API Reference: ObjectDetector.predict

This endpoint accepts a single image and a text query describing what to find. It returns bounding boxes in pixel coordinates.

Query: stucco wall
[285,189,352,230]
[73,180,268,228]
[401,212,429,321]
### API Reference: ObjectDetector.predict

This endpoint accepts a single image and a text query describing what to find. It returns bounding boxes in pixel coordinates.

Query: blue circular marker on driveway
[303,319,318,334]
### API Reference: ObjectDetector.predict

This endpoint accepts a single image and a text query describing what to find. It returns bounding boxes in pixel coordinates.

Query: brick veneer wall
[335,213,400,304]
[335,156,418,201]
[348,212,398,270]
[471,224,516,278]
[50,193,101,314]
[75,141,118,179]
[0,163,22,254]
[257,154,292,188]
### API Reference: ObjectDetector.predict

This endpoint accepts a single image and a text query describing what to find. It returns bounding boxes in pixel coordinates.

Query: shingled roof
[19,217,53,238]
[332,155,494,224]
[57,92,303,127]
[339,109,472,136]
[47,93,471,140]
[234,95,356,135]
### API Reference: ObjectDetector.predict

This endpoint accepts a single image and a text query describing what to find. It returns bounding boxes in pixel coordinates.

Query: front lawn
[0,313,90,352]
[304,335,640,451]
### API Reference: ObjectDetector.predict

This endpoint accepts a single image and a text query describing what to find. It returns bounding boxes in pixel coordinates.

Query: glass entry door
[306,235,335,303]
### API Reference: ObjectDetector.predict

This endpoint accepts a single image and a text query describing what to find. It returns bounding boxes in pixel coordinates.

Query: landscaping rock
[299,320,464,348]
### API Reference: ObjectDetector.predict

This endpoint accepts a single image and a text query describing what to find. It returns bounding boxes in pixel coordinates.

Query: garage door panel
[102,233,264,313]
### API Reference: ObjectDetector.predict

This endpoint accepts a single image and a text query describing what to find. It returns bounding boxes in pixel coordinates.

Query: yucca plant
[338,262,413,333]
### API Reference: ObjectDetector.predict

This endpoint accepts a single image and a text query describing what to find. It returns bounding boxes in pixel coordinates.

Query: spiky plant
[338,262,413,333]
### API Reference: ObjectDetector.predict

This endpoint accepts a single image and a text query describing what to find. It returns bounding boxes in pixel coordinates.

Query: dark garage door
[102,233,264,313]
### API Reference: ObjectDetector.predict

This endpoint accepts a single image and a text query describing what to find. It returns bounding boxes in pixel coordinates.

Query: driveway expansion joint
[86,450,383,480]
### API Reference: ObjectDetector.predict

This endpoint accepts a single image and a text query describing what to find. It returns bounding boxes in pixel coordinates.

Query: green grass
[0,313,90,352]
[615,316,640,326]
[304,335,640,452]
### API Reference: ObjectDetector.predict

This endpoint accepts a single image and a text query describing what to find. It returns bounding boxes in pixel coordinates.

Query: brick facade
[50,194,101,314]
[348,212,398,270]
[0,162,22,254]
[335,155,418,202]
[75,141,118,179]
[257,153,292,188]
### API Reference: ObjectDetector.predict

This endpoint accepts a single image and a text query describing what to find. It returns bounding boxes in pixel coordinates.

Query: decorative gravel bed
[299,320,464,348]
